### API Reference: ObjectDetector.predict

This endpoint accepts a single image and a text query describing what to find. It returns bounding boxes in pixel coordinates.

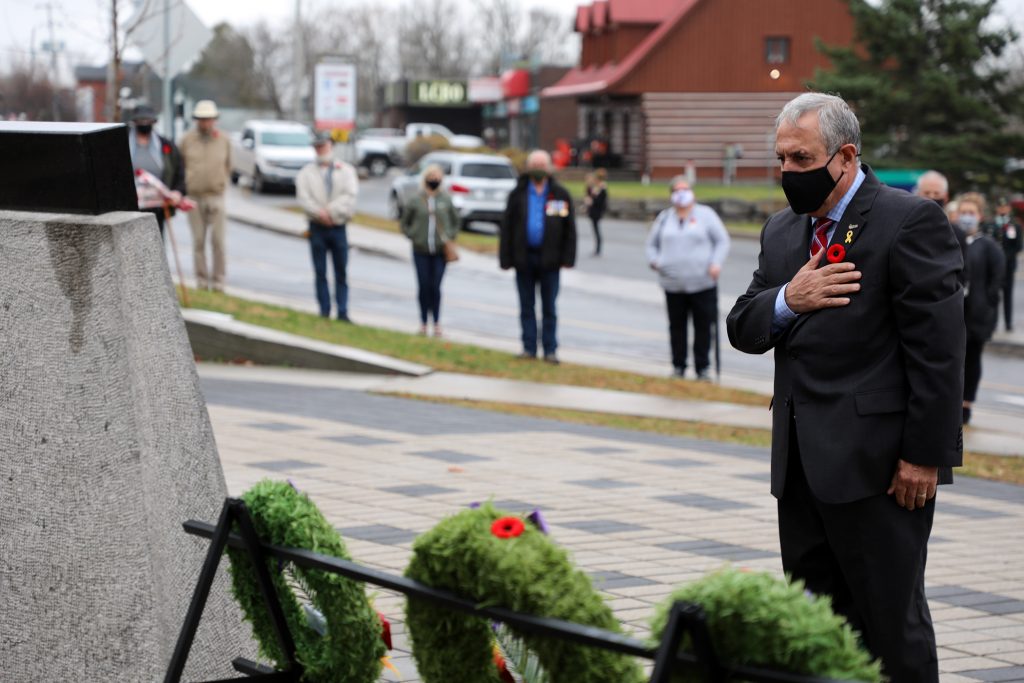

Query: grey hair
[914,170,948,195]
[776,92,861,156]
[668,174,690,189]
[526,149,552,170]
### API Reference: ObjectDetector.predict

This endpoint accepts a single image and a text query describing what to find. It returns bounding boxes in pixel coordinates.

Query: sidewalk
[217,197,1024,457]
[198,362,1024,683]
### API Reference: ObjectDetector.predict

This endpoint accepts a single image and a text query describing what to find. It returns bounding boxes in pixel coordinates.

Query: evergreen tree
[811,0,1024,191]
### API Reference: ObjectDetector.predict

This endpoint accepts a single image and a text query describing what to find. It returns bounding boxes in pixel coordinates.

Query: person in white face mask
[645,176,730,380]
[957,193,1005,425]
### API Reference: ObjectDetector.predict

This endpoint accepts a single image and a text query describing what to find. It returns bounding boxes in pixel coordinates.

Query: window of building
[765,37,790,64]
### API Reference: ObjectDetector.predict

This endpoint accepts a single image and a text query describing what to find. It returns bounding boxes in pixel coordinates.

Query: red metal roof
[592,0,609,30]
[544,0,701,98]
[608,0,678,24]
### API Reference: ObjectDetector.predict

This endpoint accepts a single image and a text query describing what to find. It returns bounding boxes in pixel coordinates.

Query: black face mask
[425,179,441,190]
[781,151,844,214]
[135,123,153,135]
[931,197,947,208]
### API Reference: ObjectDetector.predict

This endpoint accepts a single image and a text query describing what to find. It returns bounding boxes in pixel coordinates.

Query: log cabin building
[541,0,854,180]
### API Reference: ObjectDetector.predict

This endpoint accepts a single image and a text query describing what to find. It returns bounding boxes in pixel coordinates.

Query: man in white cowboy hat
[180,99,232,291]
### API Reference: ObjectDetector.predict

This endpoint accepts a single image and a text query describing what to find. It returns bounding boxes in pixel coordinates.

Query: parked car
[231,120,315,193]
[389,151,517,230]
[354,127,404,177]
[405,122,485,150]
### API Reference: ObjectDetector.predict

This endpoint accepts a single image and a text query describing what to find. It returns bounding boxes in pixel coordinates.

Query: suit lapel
[785,214,814,276]
[825,165,881,263]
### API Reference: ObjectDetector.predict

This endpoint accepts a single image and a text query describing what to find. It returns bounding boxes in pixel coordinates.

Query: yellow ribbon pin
[845,230,853,244]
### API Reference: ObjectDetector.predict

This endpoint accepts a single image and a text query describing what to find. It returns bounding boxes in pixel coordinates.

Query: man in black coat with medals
[727,93,964,683]
[500,150,577,364]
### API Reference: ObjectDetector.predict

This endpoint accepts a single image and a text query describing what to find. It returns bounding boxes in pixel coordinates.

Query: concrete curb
[183,309,432,377]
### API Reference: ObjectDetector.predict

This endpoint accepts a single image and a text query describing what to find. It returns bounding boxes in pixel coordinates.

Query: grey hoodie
[645,204,730,293]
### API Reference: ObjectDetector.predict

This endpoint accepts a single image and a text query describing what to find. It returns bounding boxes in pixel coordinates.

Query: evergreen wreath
[650,568,883,682]
[404,503,646,683]
[226,479,385,682]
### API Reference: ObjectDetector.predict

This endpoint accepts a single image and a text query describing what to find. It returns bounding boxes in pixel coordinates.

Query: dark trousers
[515,251,560,357]
[309,223,348,318]
[590,216,602,255]
[413,250,447,324]
[665,287,717,373]
[1004,254,1017,330]
[145,208,166,237]
[779,422,938,683]
[964,337,985,403]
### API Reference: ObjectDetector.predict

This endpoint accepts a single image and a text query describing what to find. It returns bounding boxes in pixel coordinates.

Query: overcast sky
[3,0,1023,80]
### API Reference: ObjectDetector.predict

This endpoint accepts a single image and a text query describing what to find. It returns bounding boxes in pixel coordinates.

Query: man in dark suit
[500,150,577,364]
[915,169,969,288]
[727,93,964,683]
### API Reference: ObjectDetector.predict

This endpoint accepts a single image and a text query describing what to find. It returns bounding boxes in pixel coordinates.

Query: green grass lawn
[184,288,769,407]
[561,181,786,203]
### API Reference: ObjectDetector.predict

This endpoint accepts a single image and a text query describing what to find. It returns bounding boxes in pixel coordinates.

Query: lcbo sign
[411,80,468,107]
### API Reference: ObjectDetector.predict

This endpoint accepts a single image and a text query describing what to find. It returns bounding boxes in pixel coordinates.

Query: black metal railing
[165,498,853,683]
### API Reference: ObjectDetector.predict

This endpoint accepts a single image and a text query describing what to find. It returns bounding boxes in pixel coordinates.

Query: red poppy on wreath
[826,243,846,263]
[491,517,525,539]
[162,143,171,155]
[377,611,392,650]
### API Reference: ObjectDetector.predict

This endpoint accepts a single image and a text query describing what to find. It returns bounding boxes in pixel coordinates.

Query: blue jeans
[515,251,560,356]
[412,250,447,324]
[309,223,348,318]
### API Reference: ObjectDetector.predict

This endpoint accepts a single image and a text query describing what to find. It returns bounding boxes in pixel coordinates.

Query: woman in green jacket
[400,163,459,336]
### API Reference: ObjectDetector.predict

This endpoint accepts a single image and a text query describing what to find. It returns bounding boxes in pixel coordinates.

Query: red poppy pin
[491,517,525,539]
[826,243,846,263]
[162,143,171,155]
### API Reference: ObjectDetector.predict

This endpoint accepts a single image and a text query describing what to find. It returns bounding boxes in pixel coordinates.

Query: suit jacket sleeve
[726,220,783,355]
[890,200,965,468]
[986,239,1006,305]
[562,190,577,267]
[499,191,516,269]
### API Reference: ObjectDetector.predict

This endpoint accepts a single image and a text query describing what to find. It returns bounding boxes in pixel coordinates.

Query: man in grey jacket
[645,176,730,379]
[297,133,359,321]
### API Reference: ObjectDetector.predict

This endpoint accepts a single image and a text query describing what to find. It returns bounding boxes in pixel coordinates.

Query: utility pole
[105,0,121,122]
[40,1,62,120]
[292,0,302,121]
[162,0,173,140]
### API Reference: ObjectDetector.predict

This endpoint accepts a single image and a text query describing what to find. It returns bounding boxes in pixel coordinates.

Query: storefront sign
[410,80,469,107]
[501,69,531,99]
[314,61,356,131]
[468,77,503,103]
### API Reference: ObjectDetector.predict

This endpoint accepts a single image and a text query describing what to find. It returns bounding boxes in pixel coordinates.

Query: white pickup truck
[355,122,485,176]
[231,120,315,193]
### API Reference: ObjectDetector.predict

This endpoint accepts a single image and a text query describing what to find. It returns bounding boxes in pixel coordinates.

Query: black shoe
[517,352,537,360]
[963,406,972,425]
[544,355,560,365]
[337,314,354,324]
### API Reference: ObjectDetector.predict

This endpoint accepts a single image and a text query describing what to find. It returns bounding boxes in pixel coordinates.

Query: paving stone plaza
[200,366,1024,683]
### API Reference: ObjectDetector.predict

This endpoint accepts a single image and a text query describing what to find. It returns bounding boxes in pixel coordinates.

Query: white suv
[389,152,517,230]
[231,120,315,193]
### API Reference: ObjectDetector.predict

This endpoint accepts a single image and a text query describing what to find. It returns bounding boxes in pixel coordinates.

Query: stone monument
[0,122,254,680]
